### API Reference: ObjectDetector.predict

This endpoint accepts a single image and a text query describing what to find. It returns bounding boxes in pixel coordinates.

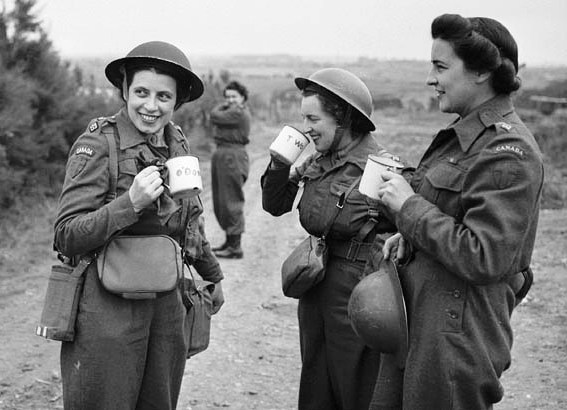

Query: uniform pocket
[423,162,465,217]
[329,179,372,237]
[426,163,464,191]
[329,180,367,206]
[119,158,138,176]
[117,158,138,194]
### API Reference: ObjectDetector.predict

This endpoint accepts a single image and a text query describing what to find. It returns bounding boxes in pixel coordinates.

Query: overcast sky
[35,0,566,66]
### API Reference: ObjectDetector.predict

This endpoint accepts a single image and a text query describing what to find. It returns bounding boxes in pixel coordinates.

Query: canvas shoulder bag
[97,234,183,299]
[181,264,215,358]
[281,176,361,298]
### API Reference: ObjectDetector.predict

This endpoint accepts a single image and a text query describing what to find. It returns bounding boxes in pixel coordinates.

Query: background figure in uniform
[261,68,402,410]
[54,41,224,410]
[210,81,251,259]
[371,14,544,409]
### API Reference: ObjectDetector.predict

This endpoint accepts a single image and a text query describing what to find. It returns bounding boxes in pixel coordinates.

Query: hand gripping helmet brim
[105,41,204,105]
[295,67,376,131]
[348,259,408,369]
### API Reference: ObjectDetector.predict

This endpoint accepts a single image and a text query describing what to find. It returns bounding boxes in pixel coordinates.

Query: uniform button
[453,290,461,298]
[447,309,459,319]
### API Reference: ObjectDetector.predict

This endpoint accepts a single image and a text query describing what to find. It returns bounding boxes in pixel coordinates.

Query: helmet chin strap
[328,105,353,153]
[120,66,129,101]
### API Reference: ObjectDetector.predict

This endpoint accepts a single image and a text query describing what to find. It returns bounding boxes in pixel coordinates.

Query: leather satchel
[281,177,361,298]
[97,234,182,299]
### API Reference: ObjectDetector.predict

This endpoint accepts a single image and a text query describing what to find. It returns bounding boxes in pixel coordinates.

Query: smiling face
[224,89,245,106]
[125,69,177,137]
[300,94,341,153]
[426,38,485,118]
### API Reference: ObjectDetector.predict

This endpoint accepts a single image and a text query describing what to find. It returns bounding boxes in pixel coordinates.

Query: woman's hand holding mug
[376,171,415,214]
[269,125,310,166]
[129,165,164,213]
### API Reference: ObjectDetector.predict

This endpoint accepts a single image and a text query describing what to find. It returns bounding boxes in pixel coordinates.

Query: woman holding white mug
[54,41,224,409]
[371,14,543,409]
[261,68,407,410]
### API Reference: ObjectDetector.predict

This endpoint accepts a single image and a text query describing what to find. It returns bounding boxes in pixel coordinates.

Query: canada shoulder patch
[494,144,525,158]
[75,145,95,157]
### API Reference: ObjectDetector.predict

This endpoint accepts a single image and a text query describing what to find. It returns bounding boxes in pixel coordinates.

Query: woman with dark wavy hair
[370,14,543,409]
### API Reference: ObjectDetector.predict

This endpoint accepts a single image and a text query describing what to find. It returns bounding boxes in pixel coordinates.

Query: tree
[0,0,92,206]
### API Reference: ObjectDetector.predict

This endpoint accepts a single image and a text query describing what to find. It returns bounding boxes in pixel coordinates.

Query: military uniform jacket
[262,133,397,246]
[395,95,544,406]
[210,102,251,146]
[399,95,543,284]
[54,108,223,283]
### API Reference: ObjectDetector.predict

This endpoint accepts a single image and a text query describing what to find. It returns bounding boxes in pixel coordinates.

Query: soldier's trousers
[61,266,187,410]
[297,256,380,410]
[211,145,249,235]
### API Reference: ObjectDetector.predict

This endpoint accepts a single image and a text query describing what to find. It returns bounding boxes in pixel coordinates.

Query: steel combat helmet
[348,260,409,368]
[294,67,375,131]
[105,41,204,106]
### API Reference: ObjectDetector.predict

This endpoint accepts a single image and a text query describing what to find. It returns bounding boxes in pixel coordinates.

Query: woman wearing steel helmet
[54,41,224,409]
[371,14,543,409]
[261,68,407,410]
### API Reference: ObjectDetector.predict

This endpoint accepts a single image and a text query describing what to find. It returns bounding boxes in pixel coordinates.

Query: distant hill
[66,54,567,107]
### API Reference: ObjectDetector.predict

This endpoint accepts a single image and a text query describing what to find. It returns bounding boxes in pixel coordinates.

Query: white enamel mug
[269,125,310,165]
[164,155,203,199]
[359,154,404,200]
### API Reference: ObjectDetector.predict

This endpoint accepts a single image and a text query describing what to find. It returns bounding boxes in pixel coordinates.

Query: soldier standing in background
[210,81,251,259]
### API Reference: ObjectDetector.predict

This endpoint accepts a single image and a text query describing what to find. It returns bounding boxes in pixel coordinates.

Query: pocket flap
[329,180,349,197]
[425,164,464,192]
[119,158,139,176]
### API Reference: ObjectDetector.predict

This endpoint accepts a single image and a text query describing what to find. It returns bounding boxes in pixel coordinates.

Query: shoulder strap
[104,127,119,203]
[322,176,362,238]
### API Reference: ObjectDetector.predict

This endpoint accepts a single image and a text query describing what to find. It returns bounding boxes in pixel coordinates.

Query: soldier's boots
[212,241,228,252]
[214,246,243,259]
[213,234,243,259]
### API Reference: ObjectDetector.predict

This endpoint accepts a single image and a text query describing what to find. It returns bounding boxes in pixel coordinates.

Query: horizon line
[60,52,567,68]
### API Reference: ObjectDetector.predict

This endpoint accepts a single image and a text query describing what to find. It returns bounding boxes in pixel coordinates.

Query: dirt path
[0,123,566,409]
[178,144,303,410]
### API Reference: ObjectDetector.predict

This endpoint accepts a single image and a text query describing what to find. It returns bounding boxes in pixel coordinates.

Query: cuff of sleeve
[106,193,140,230]
[193,259,224,283]
[261,164,291,186]
[396,194,436,244]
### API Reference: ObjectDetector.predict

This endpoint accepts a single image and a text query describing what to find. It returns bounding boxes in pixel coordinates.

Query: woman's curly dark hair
[431,13,521,95]
[301,83,372,137]
[224,80,249,102]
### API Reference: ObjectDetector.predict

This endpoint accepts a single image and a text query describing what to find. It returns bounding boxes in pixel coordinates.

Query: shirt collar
[449,95,514,153]
[115,108,184,150]
[322,133,380,171]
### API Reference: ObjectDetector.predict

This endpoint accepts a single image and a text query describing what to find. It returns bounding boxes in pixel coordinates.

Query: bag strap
[322,176,362,239]
[70,254,94,277]
[104,127,119,203]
